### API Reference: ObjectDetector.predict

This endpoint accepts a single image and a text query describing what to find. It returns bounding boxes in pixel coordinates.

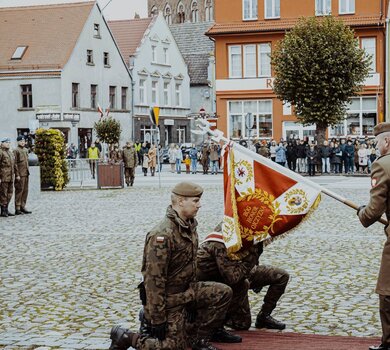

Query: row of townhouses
[1,0,390,151]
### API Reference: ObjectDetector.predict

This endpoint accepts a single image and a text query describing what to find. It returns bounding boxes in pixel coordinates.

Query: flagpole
[194,120,388,226]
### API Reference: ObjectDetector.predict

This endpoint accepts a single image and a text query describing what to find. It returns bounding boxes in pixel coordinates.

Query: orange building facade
[207,0,388,141]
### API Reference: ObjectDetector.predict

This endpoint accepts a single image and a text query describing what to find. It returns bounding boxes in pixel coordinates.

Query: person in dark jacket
[306,144,317,176]
[330,141,342,174]
[296,140,307,173]
[286,141,297,171]
[345,140,355,174]
[320,140,331,174]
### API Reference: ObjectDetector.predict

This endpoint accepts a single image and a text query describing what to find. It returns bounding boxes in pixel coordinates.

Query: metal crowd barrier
[66,158,96,188]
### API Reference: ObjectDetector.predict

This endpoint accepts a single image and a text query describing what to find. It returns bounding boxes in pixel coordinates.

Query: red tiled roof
[0,1,95,71]
[108,18,154,61]
[207,15,385,35]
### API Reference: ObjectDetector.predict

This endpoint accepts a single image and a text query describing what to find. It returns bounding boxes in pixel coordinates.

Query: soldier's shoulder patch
[372,178,377,188]
[156,236,165,243]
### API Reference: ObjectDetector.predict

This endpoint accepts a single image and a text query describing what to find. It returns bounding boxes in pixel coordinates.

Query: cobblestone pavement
[0,171,384,349]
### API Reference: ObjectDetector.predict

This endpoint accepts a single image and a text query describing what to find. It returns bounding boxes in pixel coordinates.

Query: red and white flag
[222,143,321,257]
[97,104,104,118]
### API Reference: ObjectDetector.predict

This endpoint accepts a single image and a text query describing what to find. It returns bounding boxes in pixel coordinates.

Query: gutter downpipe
[386,16,389,122]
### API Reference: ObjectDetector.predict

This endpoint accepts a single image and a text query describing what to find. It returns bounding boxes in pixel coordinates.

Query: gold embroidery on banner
[284,188,309,214]
[237,188,282,241]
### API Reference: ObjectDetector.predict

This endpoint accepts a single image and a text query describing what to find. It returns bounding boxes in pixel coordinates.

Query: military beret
[374,122,390,136]
[1,137,10,143]
[172,182,203,197]
[16,135,25,141]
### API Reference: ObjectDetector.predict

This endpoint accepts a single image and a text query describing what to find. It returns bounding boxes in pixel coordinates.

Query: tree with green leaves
[271,16,371,144]
[94,116,122,146]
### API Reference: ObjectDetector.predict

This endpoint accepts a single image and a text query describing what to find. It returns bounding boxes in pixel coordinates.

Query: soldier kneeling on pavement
[197,222,289,331]
[109,182,241,350]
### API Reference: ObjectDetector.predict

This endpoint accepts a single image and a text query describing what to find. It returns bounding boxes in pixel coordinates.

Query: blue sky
[0,0,148,19]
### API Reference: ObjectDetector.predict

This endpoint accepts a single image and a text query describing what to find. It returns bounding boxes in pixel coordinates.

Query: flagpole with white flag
[192,118,387,227]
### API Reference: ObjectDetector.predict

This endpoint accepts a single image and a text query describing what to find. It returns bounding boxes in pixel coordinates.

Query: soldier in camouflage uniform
[197,223,289,331]
[109,182,240,350]
[13,136,31,215]
[0,137,19,217]
[122,141,137,187]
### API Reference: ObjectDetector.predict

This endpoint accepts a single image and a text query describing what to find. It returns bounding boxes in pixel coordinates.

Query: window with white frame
[205,0,213,21]
[228,100,273,139]
[191,0,199,22]
[243,45,256,78]
[139,79,147,104]
[330,97,377,137]
[361,37,376,72]
[315,0,331,15]
[175,83,182,106]
[21,84,33,108]
[151,80,159,105]
[163,81,170,106]
[339,0,354,14]
[109,86,116,109]
[243,0,258,20]
[258,43,271,77]
[229,45,242,78]
[164,4,172,25]
[163,47,169,64]
[265,0,280,19]
[152,46,157,63]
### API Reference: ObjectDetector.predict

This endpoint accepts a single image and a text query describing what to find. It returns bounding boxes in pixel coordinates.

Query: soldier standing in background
[0,137,19,217]
[197,223,289,331]
[122,141,137,187]
[13,136,31,215]
[109,182,240,350]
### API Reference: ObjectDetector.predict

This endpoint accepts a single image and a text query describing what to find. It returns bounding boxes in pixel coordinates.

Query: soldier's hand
[151,322,167,341]
[357,205,366,216]
[185,301,197,323]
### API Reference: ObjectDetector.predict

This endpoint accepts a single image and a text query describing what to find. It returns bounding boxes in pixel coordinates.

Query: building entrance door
[78,128,92,158]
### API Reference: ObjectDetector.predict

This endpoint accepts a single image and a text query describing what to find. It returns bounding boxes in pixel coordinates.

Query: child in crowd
[184,154,191,174]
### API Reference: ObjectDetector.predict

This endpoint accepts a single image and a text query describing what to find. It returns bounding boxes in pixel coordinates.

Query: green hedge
[34,129,69,191]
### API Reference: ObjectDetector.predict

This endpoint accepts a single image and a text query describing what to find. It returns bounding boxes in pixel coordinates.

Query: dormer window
[11,46,28,60]
[94,23,101,38]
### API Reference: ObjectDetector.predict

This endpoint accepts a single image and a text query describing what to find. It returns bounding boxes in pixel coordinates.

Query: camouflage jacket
[142,205,198,325]
[0,148,18,182]
[197,240,262,286]
[122,147,137,168]
[13,146,29,177]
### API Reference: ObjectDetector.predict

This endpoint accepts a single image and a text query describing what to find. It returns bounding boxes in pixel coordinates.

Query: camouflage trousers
[14,176,29,210]
[124,167,135,186]
[137,281,232,350]
[226,265,289,330]
[0,181,13,206]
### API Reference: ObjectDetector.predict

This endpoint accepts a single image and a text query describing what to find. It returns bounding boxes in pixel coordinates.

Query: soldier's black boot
[210,328,242,343]
[109,325,138,350]
[191,338,221,350]
[369,345,390,350]
[6,206,14,216]
[138,308,150,335]
[255,311,286,330]
[0,206,7,217]
[15,209,23,215]
[21,208,32,214]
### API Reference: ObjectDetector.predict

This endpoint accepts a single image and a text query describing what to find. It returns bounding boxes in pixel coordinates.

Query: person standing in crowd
[87,142,100,179]
[320,140,331,174]
[184,154,191,174]
[66,143,78,161]
[109,145,122,163]
[339,139,347,173]
[296,139,307,173]
[175,144,183,174]
[209,142,219,175]
[109,182,237,350]
[330,141,342,174]
[306,143,317,176]
[345,139,355,174]
[200,143,210,175]
[13,136,31,215]
[197,223,289,332]
[189,144,198,174]
[148,144,157,177]
[286,141,297,171]
[275,142,286,167]
[369,144,378,173]
[168,143,176,173]
[140,142,149,164]
[157,144,164,173]
[0,138,19,217]
[94,138,102,153]
[358,143,369,174]
[258,140,270,158]
[142,153,149,177]
[269,140,277,162]
[122,141,137,187]
[357,123,390,350]
[354,139,360,173]
[134,140,142,166]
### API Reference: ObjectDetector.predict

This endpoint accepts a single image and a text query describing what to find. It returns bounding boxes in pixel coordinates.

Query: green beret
[172,182,203,197]
[374,122,390,136]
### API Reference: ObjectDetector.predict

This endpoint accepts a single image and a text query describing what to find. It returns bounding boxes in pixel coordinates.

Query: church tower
[148,0,214,25]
